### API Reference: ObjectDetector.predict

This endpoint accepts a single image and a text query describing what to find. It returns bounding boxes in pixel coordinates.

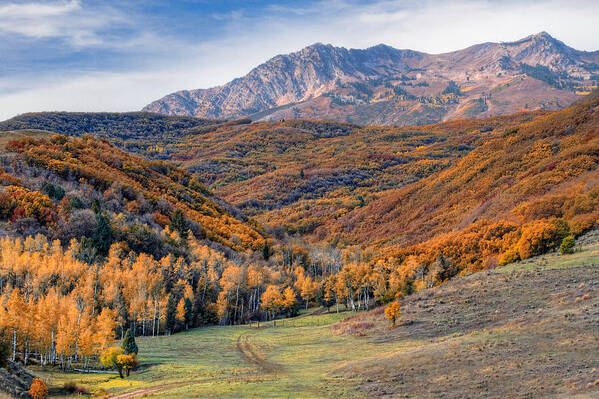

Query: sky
[1,0,598,120]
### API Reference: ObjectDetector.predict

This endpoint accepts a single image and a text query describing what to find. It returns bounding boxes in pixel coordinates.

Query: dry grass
[332,249,599,398]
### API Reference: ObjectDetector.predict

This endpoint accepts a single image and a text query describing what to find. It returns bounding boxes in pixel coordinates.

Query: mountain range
[143,32,599,126]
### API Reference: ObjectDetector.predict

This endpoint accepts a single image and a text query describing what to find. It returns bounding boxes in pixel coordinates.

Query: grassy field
[35,235,599,398]
[35,310,402,398]
[332,238,599,398]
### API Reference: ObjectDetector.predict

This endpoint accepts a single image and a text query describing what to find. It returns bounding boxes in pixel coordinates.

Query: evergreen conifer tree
[121,329,138,355]
[94,212,114,256]
[165,294,178,334]
[184,297,194,330]
[169,209,188,239]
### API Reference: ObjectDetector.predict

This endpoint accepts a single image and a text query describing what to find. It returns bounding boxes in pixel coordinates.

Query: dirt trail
[109,333,282,399]
[235,334,283,375]
[109,384,182,399]
[108,374,261,399]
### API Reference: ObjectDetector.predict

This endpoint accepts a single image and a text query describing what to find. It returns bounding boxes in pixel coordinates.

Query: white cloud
[252,0,599,53]
[0,0,79,18]
[0,0,125,47]
[1,0,599,120]
[0,60,257,120]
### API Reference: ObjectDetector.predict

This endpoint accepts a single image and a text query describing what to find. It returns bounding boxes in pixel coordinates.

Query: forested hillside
[0,134,272,370]
[1,109,546,235]
[0,112,223,156]
[2,92,599,382]
[308,91,599,295]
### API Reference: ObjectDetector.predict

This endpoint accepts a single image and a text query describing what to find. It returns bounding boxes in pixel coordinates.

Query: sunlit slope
[37,232,599,398]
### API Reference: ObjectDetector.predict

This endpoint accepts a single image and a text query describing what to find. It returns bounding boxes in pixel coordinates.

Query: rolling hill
[7,92,599,285]
[320,90,599,251]
[144,32,599,126]
[0,112,222,157]
[0,131,265,252]
[0,109,544,238]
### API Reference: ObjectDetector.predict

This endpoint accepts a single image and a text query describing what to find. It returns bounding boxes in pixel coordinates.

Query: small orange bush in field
[384,302,401,327]
[29,378,48,399]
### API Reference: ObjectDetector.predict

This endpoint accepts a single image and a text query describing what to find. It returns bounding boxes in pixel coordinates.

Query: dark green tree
[68,196,85,210]
[169,209,188,239]
[0,337,9,368]
[262,240,271,261]
[121,329,138,355]
[165,294,178,334]
[356,195,365,207]
[94,212,114,256]
[41,183,65,201]
[560,235,575,255]
[91,198,101,214]
[184,297,194,330]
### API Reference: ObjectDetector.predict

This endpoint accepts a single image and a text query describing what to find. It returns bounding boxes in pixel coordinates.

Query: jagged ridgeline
[142,32,599,126]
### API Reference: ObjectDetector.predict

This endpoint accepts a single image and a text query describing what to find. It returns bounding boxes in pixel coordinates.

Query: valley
[32,232,599,398]
[2,2,599,398]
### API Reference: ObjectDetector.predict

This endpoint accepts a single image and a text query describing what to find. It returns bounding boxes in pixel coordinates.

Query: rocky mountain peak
[143,33,599,125]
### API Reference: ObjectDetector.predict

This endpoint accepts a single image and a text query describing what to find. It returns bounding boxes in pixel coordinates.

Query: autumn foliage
[29,378,48,399]
[384,302,401,327]
[4,134,264,251]
[1,89,598,376]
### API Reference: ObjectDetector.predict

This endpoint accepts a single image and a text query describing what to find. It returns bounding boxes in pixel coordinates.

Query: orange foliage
[6,135,264,251]
[29,379,48,399]
[384,302,401,327]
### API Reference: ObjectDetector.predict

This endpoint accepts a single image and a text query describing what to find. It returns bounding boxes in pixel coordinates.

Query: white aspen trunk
[24,335,29,366]
[51,330,56,365]
[234,282,240,324]
[152,300,157,337]
[75,308,83,362]
[12,328,16,362]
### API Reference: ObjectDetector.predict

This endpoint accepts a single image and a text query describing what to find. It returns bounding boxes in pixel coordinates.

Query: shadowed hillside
[0,112,223,156]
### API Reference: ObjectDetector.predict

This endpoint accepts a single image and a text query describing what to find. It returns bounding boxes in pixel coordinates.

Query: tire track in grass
[235,333,283,375]
[109,332,282,398]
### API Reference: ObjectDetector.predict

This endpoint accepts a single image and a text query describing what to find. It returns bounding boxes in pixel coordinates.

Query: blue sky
[1,0,598,119]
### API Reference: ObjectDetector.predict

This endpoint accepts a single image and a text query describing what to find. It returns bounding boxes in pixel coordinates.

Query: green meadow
[34,238,599,398]
[35,310,401,398]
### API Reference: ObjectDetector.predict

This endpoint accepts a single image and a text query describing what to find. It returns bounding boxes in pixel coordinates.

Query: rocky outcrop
[144,32,599,125]
[0,361,34,398]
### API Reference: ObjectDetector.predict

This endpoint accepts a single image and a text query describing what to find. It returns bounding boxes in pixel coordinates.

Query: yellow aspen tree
[94,307,117,352]
[176,298,185,326]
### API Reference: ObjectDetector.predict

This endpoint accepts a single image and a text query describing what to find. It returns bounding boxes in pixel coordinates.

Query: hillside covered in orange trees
[3,109,545,236]
[0,90,598,385]
[2,134,264,251]
[328,91,599,248]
